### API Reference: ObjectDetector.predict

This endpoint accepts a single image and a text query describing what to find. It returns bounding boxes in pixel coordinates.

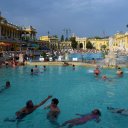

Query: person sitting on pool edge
[44,98,60,123]
[60,109,101,128]
[4,95,52,122]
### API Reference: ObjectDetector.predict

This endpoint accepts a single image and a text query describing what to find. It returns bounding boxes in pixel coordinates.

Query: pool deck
[26,61,97,67]
[26,61,128,68]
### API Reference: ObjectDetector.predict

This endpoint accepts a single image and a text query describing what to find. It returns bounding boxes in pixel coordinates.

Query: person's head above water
[26,100,34,108]
[51,98,59,105]
[118,67,121,70]
[102,75,107,80]
[92,109,101,116]
[35,65,37,68]
[31,69,33,72]
[6,81,10,88]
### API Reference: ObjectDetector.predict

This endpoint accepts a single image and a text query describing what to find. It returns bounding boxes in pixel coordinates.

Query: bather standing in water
[44,98,60,125]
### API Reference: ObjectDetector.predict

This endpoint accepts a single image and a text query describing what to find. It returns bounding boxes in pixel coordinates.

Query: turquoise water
[69,53,103,61]
[0,66,128,128]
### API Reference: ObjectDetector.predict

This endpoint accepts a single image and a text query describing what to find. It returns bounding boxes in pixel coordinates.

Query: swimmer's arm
[76,113,89,117]
[34,96,52,109]
[44,105,50,109]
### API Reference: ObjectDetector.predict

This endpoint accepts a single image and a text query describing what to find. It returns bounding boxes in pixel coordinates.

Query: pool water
[69,53,103,61]
[0,66,128,128]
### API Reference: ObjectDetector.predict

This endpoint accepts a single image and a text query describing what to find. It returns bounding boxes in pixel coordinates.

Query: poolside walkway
[26,61,97,67]
[26,61,128,68]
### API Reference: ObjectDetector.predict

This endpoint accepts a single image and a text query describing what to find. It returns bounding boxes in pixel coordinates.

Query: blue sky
[0,0,128,38]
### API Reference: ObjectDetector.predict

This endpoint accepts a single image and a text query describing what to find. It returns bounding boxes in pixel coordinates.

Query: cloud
[0,0,128,37]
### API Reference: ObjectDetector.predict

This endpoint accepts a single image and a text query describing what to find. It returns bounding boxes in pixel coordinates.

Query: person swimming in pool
[102,75,107,80]
[0,81,11,93]
[60,109,101,128]
[44,98,60,124]
[33,65,40,73]
[94,67,100,77]
[72,65,75,70]
[43,65,47,71]
[116,67,123,77]
[30,68,34,75]
[107,107,128,116]
[4,95,52,122]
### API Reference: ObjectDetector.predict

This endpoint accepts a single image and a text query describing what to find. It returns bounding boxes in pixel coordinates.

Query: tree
[60,35,64,42]
[101,45,107,50]
[94,36,102,39]
[86,41,94,49]
[53,35,58,38]
[79,43,83,49]
[65,37,68,41]
[70,37,78,49]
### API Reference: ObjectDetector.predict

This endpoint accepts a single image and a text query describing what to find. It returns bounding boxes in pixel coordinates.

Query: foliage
[70,37,78,49]
[41,52,46,58]
[86,41,94,49]
[53,35,58,38]
[94,36,102,39]
[101,45,107,50]
[79,43,83,49]
[60,35,64,41]
[65,37,69,41]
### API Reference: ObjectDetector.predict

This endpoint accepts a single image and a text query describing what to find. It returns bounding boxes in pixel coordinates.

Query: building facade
[59,41,72,50]
[76,36,109,50]
[76,37,87,50]
[39,36,59,50]
[0,14,37,44]
[110,32,128,51]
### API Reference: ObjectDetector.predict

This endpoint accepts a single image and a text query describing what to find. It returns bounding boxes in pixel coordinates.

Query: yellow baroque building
[39,36,59,50]
[89,38,109,50]
[111,32,128,51]
[59,41,72,50]
[0,13,37,51]
[76,36,109,50]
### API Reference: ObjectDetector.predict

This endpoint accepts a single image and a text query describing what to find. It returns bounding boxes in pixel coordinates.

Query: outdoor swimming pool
[0,66,128,128]
[69,53,103,61]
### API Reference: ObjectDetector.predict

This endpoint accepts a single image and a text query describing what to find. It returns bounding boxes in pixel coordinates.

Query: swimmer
[101,75,113,82]
[72,65,75,70]
[44,98,60,122]
[31,69,34,75]
[102,75,107,80]
[60,109,101,128]
[5,81,11,88]
[116,67,123,77]
[33,65,39,73]
[107,107,128,116]
[94,67,100,77]
[4,96,52,122]
[43,65,46,71]
[0,81,11,93]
